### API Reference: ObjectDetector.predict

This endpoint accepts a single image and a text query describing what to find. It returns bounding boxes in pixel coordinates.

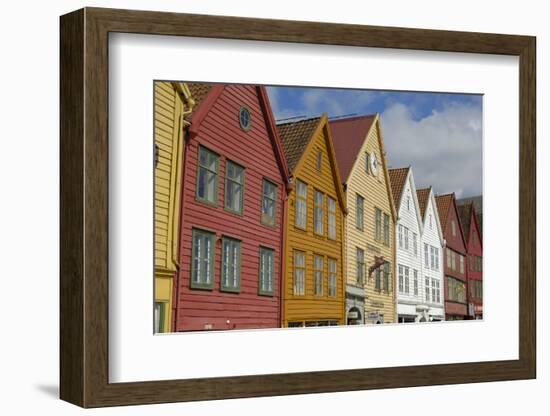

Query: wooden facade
[278,115,347,327]
[459,202,483,319]
[154,81,191,333]
[436,194,468,320]
[331,115,397,325]
[174,84,290,331]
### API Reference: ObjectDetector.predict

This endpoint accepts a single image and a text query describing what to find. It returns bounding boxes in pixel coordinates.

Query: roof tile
[277,117,321,172]
[388,167,409,209]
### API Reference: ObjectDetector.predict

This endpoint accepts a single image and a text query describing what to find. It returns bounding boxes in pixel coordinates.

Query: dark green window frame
[221,236,242,293]
[190,228,215,290]
[375,208,382,241]
[356,194,364,230]
[154,302,166,333]
[261,178,278,227]
[224,160,245,215]
[258,247,275,296]
[383,213,390,245]
[196,146,220,206]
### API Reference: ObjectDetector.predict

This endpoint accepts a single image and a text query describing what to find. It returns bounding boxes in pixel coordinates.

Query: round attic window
[239,106,251,131]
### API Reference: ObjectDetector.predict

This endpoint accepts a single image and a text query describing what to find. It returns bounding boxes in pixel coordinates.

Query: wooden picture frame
[60,7,536,408]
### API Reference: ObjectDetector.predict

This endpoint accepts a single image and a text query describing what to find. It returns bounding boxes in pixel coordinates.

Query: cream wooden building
[331,114,397,325]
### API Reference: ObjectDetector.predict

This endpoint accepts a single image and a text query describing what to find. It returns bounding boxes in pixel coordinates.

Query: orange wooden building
[277,114,347,327]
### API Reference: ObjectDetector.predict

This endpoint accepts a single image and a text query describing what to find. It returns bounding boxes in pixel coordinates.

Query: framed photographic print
[60,7,536,408]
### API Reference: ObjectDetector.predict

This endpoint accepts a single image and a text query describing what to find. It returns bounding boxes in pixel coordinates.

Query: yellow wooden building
[331,114,397,325]
[278,114,347,327]
[154,81,195,333]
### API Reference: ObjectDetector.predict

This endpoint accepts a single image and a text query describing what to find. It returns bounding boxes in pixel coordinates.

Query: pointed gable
[330,114,376,183]
[278,114,347,213]
[388,167,410,210]
[277,117,321,172]
[416,188,431,220]
[435,194,453,230]
[458,203,473,240]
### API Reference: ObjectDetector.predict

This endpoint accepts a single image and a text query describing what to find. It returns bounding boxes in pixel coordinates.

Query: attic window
[239,106,251,131]
[407,196,410,211]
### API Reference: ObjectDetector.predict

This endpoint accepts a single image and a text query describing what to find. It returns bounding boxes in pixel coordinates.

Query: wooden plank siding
[283,118,347,326]
[153,81,186,332]
[175,85,288,331]
[341,118,397,324]
[437,194,469,319]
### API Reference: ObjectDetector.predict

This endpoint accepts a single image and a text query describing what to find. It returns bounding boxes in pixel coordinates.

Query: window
[475,280,483,299]
[154,302,165,333]
[431,278,437,303]
[356,248,365,285]
[459,255,465,274]
[314,190,324,235]
[261,179,277,226]
[413,269,418,296]
[383,214,390,245]
[221,237,241,292]
[430,246,436,269]
[239,106,252,130]
[328,197,337,239]
[434,247,439,270]
[398,265,404,293]
[425,277,431,302]
[356,194,364,230]
[314,255,324,296]
[383,262,390,292]
[316,150,322,171]
[404,266,410,294]
[375,268,382,290]
[446,248,452,268]
[469,255,473,271]
[398,224,403,249]
[375,208,382,241]
[476,256,483,272]
[451,220,456,236]
[258,247,274,296]
[328,258,337,297]
[365,152,370,173]
[196,146,219,204]
[447,276,466,303]
[224,160,244,214]
[293,251,305,295]
[404,226,409,250]
[451,251,456,271]
[191,229,215,289]
[295,180,307,229]
[429,214,432,229]
[407,196,410,211]
[413,233,418,257]
[425,243,429,268]
[436,279,441,303]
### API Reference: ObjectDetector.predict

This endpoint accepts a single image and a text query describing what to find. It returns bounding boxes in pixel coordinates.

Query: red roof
[416,188,431,219]
[330,114,376,183]
[388,167,410,209]
[435,193,453,230]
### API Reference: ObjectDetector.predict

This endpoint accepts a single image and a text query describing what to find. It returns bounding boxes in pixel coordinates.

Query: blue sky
[267,86,483,199]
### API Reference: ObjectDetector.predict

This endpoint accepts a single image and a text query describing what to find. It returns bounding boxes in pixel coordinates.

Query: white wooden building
[416,186,446,321]
[389,168,445,323]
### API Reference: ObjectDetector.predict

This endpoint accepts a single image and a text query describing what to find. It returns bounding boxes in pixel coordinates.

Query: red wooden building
[435,193,468,320]
[174,83,290,331]
[458,202,483,319]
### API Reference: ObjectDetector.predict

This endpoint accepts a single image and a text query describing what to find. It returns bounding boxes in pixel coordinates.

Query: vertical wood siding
[176,85,285,331]
[284,125,346,325]
[344,121,396,323]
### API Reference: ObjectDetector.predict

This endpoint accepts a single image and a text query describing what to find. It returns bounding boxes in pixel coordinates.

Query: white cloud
[381,102,482,199]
